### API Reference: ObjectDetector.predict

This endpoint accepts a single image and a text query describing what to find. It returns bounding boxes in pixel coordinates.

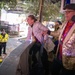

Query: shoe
[2,54,7,59]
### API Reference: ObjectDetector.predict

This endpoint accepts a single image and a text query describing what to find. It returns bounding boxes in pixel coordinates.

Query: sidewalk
[0,38,22,63]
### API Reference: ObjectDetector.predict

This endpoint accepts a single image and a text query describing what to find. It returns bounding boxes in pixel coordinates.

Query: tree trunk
[38,0,44,22]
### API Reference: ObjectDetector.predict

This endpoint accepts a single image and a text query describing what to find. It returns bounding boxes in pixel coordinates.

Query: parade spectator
[0,29,9,59]
[47,4,75,75]
[26,15,49,75]
[53,20,62,53]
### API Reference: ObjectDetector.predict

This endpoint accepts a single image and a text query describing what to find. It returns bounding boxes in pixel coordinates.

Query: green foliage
[42,1,61,21]
[25,0,39,16]
[0,0,62,21]
[23,0,61,21]
[0,0,17,10]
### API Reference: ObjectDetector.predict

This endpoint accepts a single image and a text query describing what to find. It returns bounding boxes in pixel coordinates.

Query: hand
[47,30,51,35]
[44,40,46,43]
[32,35,36,42]
[42,31,48,36]
[71,15,75,22]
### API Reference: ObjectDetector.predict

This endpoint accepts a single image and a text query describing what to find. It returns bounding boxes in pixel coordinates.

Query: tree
[43,1,61,21]
[24,0,61,21]
[0,0,61,22]
[38,0,44,22]
[0,0,17,9]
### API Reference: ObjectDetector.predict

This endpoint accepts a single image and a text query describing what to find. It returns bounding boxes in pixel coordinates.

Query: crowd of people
[47,3,75,75]
[0,3,75,75]
[26,3,75,75]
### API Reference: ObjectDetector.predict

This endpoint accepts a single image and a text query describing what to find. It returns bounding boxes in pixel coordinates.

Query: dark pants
[53,40,58,54]
[61,68,75,75]
[51,58,75,75]
[29,42,49,75]
[0,42,6,56]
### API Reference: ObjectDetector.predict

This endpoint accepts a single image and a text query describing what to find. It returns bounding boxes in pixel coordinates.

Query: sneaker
[2,53,7,59]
